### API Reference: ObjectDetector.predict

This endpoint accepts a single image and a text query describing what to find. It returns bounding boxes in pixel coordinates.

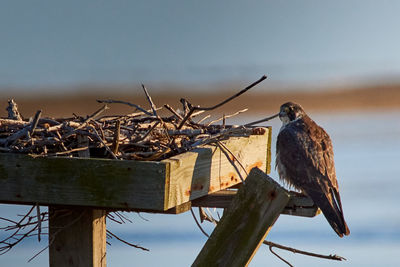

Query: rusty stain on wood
[247,161,263,173]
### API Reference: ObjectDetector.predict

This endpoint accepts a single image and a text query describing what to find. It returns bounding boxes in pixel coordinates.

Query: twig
[0,118,29,127]
[98,107,162,122]
[136,212,149,222]
[244,113,279,126]
[85,104,109,123]
[177,75,267,129]
[6,99,23,121]
[206,108,248,126]
[263,240,346,261]
[191,110,205,118]
[201,75,267,111]
[199,207,208,223]
[196,114,211,124]
[216,141,246,183]
[0,205,43,255]
[141,84,158,116]
[87,126,118,160]
[113,211,133,224]
[0,216,19,226]
[269,245,294,267]
[198,207,218,226]
[167,129,205,137]
[1,225,39,255]
[31,147,90,157]
[189,127,253,149]
[73,105,109,132]
[106,230,149,251]
[28,210,85,262]
[190,208,210,238]
[36,204,41,242]
[1,110,41,146]
[134,121,160,142]
[29,110,42,135]
[111,120,121,155]
[97,99,153,116]
[107,212,133,225]
[218,140,248,177]
[164,104,183,120]
[180,98,192,116]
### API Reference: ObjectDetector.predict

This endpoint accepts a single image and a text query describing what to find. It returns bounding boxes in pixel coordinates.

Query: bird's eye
[284,107,290,113]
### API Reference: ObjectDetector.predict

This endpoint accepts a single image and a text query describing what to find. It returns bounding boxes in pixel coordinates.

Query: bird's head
[279,102,306,124]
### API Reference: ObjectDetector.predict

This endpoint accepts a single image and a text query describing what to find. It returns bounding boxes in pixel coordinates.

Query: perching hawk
[276,102,350,237]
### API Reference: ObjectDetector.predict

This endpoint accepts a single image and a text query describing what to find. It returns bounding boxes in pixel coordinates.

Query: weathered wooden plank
[192,189,237,208]
[164,130,270,209]
[192,168,290,267]
[281,192,320,217]
[189,189,319,218]
[0,128,271,211]
[49,207,106,267]
[146,188,319,217]
[0,154,168,210]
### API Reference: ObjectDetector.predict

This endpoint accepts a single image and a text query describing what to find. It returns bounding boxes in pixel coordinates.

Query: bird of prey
[276,102,350,237]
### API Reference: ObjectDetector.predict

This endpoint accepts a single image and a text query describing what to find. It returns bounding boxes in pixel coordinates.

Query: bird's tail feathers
[330,188,350,236]
[307,189,350,237]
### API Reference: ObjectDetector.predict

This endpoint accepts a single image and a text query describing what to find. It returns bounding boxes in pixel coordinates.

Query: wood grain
[49,207,106,267]
[0,153,167,210]
[192,168,290,267]
[164,129,270,209]
[0,128,270,211]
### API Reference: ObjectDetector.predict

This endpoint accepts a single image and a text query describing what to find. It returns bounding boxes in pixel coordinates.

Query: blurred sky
[2,1,400,90]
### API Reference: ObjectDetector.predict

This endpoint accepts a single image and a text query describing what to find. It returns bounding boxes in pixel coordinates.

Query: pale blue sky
[1,1,400,89]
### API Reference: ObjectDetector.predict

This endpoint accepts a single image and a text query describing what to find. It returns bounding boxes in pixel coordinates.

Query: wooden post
[192,168,290,267]
[49,207,107,267]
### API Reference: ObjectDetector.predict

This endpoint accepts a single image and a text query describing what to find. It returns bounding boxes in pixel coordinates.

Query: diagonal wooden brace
[192,167,290,267]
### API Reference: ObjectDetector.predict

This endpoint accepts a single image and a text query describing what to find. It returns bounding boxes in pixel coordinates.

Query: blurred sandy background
[1,83,399,119]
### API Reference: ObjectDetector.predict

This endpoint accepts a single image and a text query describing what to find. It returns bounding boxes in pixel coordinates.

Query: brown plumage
[276,102,350,237]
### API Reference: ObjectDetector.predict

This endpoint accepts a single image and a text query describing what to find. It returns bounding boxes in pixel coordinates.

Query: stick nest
[0,77,269,161]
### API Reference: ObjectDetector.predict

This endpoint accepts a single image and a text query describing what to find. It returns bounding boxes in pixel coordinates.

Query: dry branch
[96,99,152,116]
[263,240,346,265]
[206,108,248,126]
[106,230,149,251]
[6,99,23,121]
[0,76,268,162]
[141,84,158,117]
[245,113,279,126]
[177,75,267,129]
